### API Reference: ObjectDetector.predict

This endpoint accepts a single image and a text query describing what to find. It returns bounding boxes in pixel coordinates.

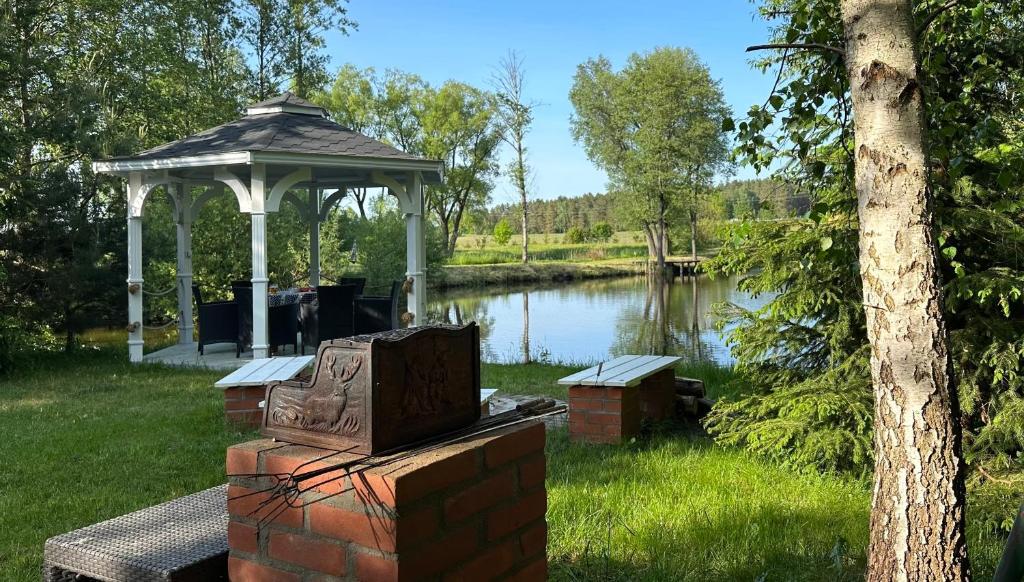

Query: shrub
[590,222,613,242]
[565,226,588,244]
[493,219,513,245]
[351,204,446,290]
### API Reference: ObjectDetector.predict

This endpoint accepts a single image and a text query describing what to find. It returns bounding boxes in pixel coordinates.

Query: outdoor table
[268,288,316,307]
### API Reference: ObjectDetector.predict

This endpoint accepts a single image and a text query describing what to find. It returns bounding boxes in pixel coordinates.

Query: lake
[426,274,770,366]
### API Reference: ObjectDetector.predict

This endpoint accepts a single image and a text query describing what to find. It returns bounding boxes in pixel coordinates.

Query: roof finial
[246,92,326,117]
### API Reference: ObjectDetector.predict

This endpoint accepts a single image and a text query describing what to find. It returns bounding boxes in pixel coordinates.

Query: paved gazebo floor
[144,340,303,370]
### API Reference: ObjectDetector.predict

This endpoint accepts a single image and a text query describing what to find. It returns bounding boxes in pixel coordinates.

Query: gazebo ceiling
[93,92,442,187]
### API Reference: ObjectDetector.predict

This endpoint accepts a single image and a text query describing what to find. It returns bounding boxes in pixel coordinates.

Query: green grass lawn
[0,347,1011,580]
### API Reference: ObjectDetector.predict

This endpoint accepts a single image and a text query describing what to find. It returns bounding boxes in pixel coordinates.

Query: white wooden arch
[267,167,312,212]
[213,167,253,213]
[319,188,349,221]
[128,171,175,218]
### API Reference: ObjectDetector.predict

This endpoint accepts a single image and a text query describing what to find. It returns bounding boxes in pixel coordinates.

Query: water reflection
[426,275,768,365]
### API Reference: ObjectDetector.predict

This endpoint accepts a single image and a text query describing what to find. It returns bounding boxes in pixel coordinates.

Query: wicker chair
[338,277,366,295]
[192,285,238,356]
[354,280,401,335]
[232,286,300,357]
[301,284,357,354]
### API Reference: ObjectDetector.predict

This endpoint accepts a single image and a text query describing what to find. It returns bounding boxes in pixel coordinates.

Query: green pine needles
[707,1,1024,487]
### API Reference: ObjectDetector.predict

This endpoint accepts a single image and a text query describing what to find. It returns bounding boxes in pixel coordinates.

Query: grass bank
[438,259,647,289]
[0,348,1011,580]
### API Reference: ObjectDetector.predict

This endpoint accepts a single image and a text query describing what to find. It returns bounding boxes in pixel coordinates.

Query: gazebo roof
[93,92,442,186]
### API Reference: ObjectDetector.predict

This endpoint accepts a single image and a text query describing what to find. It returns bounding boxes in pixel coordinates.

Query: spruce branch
[746,43,845,58]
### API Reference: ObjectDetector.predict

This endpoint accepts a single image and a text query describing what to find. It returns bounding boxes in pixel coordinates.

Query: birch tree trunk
[840,1,969,580]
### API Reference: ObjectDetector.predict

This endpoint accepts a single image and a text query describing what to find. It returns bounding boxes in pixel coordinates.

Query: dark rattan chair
[354,280,401,335]
[301,284,357,354]
[339,277,366,295]
[192,285,238,356]
[233,286,300,357]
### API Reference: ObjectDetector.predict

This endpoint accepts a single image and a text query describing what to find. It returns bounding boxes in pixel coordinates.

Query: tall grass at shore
[450,231,648,266]
[450,242,648,266]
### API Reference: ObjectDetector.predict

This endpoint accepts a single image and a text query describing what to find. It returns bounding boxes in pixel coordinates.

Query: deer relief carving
[271,351,364,435]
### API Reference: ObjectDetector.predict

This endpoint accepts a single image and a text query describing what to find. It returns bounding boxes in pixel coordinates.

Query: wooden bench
[215,356,314,427]
[43,485,227,582]
[558,355,681,444]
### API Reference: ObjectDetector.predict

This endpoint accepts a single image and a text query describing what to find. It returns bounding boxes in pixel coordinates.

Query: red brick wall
[637,369,675,422]
[568,385,640,444]
[223,386,265,428]
[226,422,548,581]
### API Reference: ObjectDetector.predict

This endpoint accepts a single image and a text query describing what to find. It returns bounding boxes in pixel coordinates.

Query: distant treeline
[467,178,810,235]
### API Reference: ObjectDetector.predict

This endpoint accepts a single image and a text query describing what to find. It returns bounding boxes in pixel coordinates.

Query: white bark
[841,1,969,579]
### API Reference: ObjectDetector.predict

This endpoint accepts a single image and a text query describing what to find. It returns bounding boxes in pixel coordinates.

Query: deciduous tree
[493,51,536,264]
[841,2,968,578]
[570,48,730,268]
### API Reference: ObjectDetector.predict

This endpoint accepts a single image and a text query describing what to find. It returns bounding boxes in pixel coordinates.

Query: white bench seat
[214,356,314,389]
[557,355,681,387]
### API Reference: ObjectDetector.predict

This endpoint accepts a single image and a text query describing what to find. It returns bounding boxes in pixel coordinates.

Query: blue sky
[326,1,775,205]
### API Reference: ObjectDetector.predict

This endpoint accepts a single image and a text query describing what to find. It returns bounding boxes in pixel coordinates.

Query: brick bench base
[223,385,265,428]
[226,421,548,581]
[568,369,675,444]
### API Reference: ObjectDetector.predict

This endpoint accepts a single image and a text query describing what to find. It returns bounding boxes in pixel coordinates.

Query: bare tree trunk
[641,223,657,260]
[841,1,969,580]
[520,173,528,264]
[689,208,698,261]
[656,196,667,271]
[354,188,367,220]
[521,291,530,363]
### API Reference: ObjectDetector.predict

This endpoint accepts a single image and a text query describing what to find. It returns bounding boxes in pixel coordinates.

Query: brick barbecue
[227,423,548,581]
[227,324,553,581]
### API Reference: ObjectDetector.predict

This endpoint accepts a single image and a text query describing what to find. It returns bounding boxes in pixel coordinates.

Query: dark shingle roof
[117,110,423,162]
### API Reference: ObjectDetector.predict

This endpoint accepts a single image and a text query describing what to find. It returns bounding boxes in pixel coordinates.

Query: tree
[282,0,354,98]
[315,64,387,218]
[564,226,587,244]
[706,0,1024,576]
[840,2,968,577]
[570,48,730,269]
[492,219,513,245]
[493,50,536,264]
[236,0,354,99]
[590,222,613,242]
[314,66,501,253]
[419,82,503,256]
[237,0,289,100]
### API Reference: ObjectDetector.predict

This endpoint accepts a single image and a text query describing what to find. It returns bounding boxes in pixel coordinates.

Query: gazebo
[92,93,443,363]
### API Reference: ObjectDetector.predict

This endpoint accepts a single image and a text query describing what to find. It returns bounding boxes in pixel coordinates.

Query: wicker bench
[43,485,228,582]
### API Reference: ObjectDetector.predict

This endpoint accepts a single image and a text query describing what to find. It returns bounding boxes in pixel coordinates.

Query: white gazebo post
[309,187,321,287]
[404,171,426,324]
[250,163,270,358]
[173,182,194,345]
[126,172,145,362]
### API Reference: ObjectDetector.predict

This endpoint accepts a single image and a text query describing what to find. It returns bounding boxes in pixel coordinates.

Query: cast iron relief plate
[261,324,482,454]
